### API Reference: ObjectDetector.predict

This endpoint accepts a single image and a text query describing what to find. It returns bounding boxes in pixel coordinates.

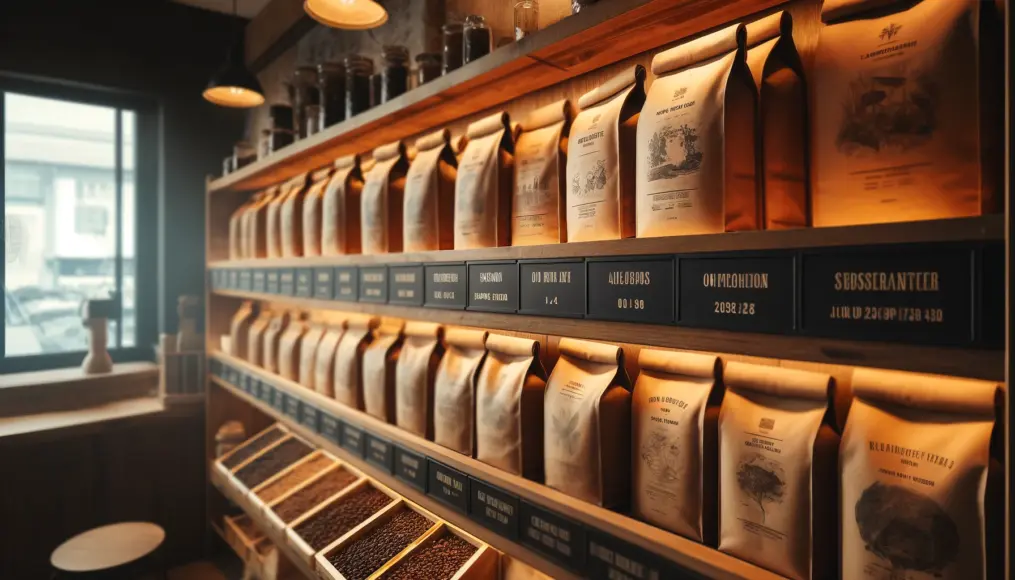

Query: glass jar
[317,62,346,128]
[514,0,539,40]
[371,72,382,107]
[415,53,441,86]
[442,22,464,74]
[305,104,323,136]
[381,45,410,103]
[233,141,256,169]
[292,66,318,139]
[463,15,492,64]
[222,155,234,176]
[268,104,294,132]
[344,54,374,118]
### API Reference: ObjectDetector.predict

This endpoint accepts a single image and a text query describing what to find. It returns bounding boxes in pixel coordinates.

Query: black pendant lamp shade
[203,2,265,108]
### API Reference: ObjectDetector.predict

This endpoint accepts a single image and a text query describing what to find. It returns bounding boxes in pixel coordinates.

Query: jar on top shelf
[292,66,318,140]
[415,53,441,86]
[344,54,374,118]
[463,15,492,64]
[317,62,346,128]
[442,22,464,74]
[381,45,410,103]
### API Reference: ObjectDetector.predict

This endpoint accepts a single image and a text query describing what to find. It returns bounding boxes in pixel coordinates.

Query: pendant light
[305,0,388,30]
[203,0,265,108]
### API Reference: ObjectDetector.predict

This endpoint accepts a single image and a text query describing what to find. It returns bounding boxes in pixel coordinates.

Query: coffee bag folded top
[229,301,258,359]
[333,313,379,409]
[567,65,646,242]
[745,12,808,230]
[265,176,295,258]
[475,334,546,479]
[632,349,721,544]
[433,328,489,455]
[454,111,514,249]
[243,186,280,259]
[395,321,444,439]
[512,100,575,246]
[718,362,837,580]
[229,194,259,259]
[544,338,631,507]
[322,154,367,256]
[314,317,348,398]
[841,368,1001,580]
[813,0,996,226]
[362,141,411,254]
[279,172,311,257]
[362,318,405,424]
[404,129,458,252]
[261,310,293,374]
[300,167,336,257]
[297,319,328,389]
[246,308,274,367]
[636,24,757,238]
[277,312,309,381]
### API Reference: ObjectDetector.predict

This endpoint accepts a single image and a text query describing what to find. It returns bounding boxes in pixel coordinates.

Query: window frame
[0,74,159,374]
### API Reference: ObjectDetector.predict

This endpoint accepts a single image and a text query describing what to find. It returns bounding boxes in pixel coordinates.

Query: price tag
[341,422,365,457]
[283,395,301,420]
[252,270,266,293]
[271,389,285,412]
[520,501,586,572]
[388,265,424,306]
[365,433,394,474]
[427,459,469,513]
[279,269,296,296]
[424,263,467,309]
[679,256,795,333]
[519,259,586,318]
[468,261,519,312]
[313,268,333,300]
[334,267,359,301]
[359,266,388,303]
[258,380,273,403]
[295,268,313,297]
[586,529,675,580]
[238,269,253,291]
[320,413,342,445]
[266,270,280,294]
[469,478,520,540]
[393,446,427,491]
[228,269,240,289]
[587,258,675,323]
[242,374,254,394]
[300,404,319,432]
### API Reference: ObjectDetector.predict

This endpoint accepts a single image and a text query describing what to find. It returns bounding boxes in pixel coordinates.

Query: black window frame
[0,74,159,374]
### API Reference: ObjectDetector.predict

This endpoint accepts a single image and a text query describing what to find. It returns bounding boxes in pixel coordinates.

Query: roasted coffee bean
[329,509,432,580]
[221,427,286,469]
[256,453,335,503]
[385,534,477,580]
[272,467,359,522]
[293,486,392,551]
[235,438,314,488]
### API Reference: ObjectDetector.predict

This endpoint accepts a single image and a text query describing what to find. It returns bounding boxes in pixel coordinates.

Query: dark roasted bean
[329,509,432,580]
[384,534,477,580]
[293,486,392,551]
[235,438,313,488]
[256,453,335,503]
[272,467,359,522]
[222,427,286,468]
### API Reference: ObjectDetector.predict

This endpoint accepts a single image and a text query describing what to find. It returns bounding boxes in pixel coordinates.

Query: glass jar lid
[463,14,488,29]
[442,21,464,34]
[382,45,409,65]
[415,52,441,64]
[343,54,374,75]
[292,66,317,85]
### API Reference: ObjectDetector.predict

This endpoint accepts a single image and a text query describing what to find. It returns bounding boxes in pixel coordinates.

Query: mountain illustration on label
[640,428,680,483]
[837,67,937,155]
[647,124,702,182]
[552,407,580,455]
[736,452,785,524]
[855,481,959,575]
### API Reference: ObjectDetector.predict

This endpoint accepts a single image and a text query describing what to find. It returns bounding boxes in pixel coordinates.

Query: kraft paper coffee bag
[314,319,347,398]
[229,195,259,259]
[433,328,489,455]
[512,100,574,245]
[297,320,327,389]
[567,65,646,242]
[279,172,310,257]
[243,186,279,259]
[322,154,366,255]
[395,322,444,439]
[632,349,721,544]
[229,300,258,359]
[362,141,410,254]
[841,368,1001,580]
[813,0,998,226]
[454,111,514,249]
[277,313,308,381]
[362,319,405,424]
[636,24,758,237]
[333,314,378,409]
[719,362,838,580]
[300,167,335,258]
[475,334,546,480]
[246,309,273,367]
[544,338,631,507]
[746,12,808,229]
[404,129,458,251]
[261,311,293,374]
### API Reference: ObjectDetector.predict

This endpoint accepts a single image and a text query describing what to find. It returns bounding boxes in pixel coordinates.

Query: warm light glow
[305,0,388,30]
[202,86,265,108]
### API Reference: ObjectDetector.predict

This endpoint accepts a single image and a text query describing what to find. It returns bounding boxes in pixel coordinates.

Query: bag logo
[879,23,902,41]
[759,417,775,431]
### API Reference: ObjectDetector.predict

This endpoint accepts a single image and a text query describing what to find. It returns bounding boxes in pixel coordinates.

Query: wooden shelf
[207,0,783,194]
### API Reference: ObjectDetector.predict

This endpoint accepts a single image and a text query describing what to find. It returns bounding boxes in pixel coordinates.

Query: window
[1,79,153,372]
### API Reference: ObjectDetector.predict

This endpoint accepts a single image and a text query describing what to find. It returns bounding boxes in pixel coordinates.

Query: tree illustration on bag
[736,452,785,523]
[647,124,702,181]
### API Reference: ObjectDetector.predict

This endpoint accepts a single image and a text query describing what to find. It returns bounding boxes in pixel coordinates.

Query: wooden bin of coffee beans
[247,450,337,511]
[224,514,266,563]
[374,523,496,580]
[285,479,399,569]
[213,424,289,501]
[227,435,314,494]
[262,461,365,540]
[313,500,440,580]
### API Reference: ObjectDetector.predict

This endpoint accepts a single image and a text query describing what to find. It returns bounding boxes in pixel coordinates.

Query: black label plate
[334,267,358,301]
[802,247,973,345]
[238,269,252,291]
[519,260,586,318]
[242,374,254,394]
[426,459,469,513]
[393,446,427,491]
[228,269,240,290]
[424,263,467,309]
[313,268,333,300]
[284,394,301,420]
[586,529,675,580]
[470,478,520,540]
[258,380,273,403]
[468,261,519,312]
[365,433,394,474]
[272,389,285,412]
[341,422,365,457]
[295,268,313,297]
[266,270,280,294]
[359,266,388,303]
[520,501,586,572]
[252,270,266,293]
[587,258,675,323]
[679,256,795,333]
[279,269,296,296]
[300,404,319,432]
[320,413,342,445]
[388,265,424,306]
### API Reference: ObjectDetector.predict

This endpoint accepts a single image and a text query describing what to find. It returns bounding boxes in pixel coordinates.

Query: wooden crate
[213,423,289,486]
[284,479,401,571]
[223,434,295,493]
[313,500,441,580]
[224,513,266,563]
[247,449,335,510]
[250,538,302,580]
[373,521,499,580]
[261,461,366,540]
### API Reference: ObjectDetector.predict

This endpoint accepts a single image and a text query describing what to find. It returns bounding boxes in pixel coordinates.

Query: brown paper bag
[475,334,546,480]
[246,309,273,367]
[636,24,757,237]
[314,319,347,398]
[454,111,514,249]
[297,320,327,389]
[842,369,1000,580]
[433,328,489,455]
[544,338,631,507]
[512,100,574,245]
[322,155,366,255]
[567,66,646,242]
[404,129,458,251]
[279,172,310,257]
[261,311,292,374]
[333,314,378,409]
[229,301,257,359]
[243,186,280,259]
[718,362,838,580]
[632,349,721,544]
[813,0,996,226]
[362,141,410,254]
[362,319,405,423]
[300,168,335,258]
[229,195,259,259]
[746,12,808,230]
[395,322,444,439]
[277,313,308,381]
